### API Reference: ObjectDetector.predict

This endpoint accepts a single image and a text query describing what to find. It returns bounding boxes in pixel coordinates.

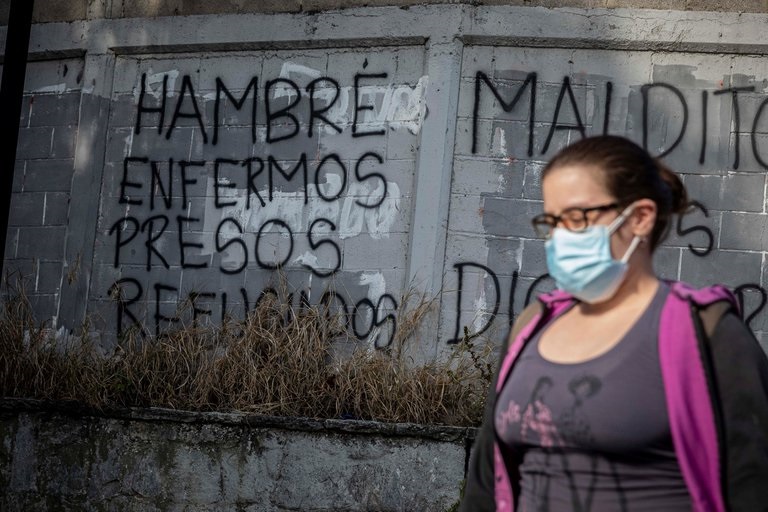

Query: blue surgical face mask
[544,205,641,304]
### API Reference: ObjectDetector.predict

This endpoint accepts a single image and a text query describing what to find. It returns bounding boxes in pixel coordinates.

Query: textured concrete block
[680,249,761,288]
[652,246,682,281]
[12,161,25,193]
[342,233,409,270]
[16,127,53,160]
[522,160,545,200]
[685,173,766,213]
[51,126,78,159]
[9,193,45,227]
[2,258,37,284]
[24,59,84,93]
[720,212,768,251]
[520,238,548,278]
[486,237,523,277]
[36,262,63,294]
[386,126,418,160]
[16,227,66,261]
[43,192,70,226]
[26,295,58,321]
[29,93,81,127]
[23,159,74,192]
[4,228,18,260]
[481,196,543,239]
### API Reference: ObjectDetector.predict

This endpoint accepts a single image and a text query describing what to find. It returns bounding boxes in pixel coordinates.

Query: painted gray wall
[5,5,768,356]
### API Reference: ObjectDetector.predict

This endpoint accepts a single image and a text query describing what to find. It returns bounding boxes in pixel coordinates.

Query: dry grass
[0,280,492,427]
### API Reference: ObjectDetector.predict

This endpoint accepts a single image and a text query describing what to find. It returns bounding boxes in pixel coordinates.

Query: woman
[460,135,768,512]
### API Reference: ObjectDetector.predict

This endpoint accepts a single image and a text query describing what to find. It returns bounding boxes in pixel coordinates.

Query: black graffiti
[641,83,688,158]
[471,74,768,169]
[603,81,613,135]
[265,78,301,143]
[675,200,713,257]
[213,76,258,145]
[135,70,388,144]
[119,151,386,212]
[304,218,341,277]
[352,72,388,138]
[472,71,537,156]
[541,76,586,155]
[255,219,294,270]
[268,155,309,203]
[112,212,347,276]
[108,277,146,338]
[451,259,767,343]
[713,87,754,169]
[166,75,208,143]
[525,273,554,308]
[215,218,247,275]
[108,217,139,267]
[307,77,342,138]
[734,284,767,330]
[120,156,201,210]
[351,294,398,348]
[355,152,387,208]
[135,73,167,136]
[109,276,398,345]
[751,95,768,169]
[448,262,501,344]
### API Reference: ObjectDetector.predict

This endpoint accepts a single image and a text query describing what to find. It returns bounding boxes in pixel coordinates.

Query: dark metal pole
[0,0,35,280]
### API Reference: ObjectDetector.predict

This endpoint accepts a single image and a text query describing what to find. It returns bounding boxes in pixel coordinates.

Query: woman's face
[541,164,636,261]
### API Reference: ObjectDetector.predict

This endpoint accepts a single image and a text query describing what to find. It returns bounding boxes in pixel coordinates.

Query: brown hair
[543,135,688,250]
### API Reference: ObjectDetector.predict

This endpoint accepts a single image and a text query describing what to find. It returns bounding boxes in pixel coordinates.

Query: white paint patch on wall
[472,294,488,334]
[133,69,180,101]
[272,62,428,135]
[359,271,387,301]
[31,84,69,94]
[201,179,402,269]
[492,126,507,157]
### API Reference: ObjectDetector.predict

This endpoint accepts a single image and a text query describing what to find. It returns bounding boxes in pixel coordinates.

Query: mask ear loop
[607,204,636,235]
[606,203,641,263]
[620,236,642,264]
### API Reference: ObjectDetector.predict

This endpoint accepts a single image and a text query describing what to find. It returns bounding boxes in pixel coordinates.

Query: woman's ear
[630,198,657,237]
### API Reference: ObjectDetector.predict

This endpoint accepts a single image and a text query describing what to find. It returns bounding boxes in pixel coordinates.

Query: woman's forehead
[542,164,613,209]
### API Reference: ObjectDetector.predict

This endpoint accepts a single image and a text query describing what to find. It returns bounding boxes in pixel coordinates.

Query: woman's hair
[542,135,688,249]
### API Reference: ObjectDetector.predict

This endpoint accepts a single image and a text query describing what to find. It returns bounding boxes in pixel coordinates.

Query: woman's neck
[579,266,660,316]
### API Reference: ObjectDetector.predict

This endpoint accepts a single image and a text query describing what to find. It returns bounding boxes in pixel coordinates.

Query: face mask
[544,205,641,304]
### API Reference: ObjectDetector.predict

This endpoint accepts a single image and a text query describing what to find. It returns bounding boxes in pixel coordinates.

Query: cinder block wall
[5,3,768,356]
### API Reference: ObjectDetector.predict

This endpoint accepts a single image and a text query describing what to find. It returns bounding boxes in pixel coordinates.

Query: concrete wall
[0,399,470,511]
[4,0,768,25]
[5,4,768,355]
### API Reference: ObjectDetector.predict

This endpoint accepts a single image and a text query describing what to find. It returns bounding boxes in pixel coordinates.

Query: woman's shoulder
[664,279,737,308]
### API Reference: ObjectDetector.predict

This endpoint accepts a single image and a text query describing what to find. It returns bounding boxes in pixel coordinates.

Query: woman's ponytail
[656,159,689,215]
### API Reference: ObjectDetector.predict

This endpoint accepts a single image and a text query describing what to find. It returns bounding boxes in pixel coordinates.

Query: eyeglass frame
[531,202,620,239]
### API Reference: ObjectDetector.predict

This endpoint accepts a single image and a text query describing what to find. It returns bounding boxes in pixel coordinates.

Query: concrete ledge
[3,0,766,26]
[0,398,476,511]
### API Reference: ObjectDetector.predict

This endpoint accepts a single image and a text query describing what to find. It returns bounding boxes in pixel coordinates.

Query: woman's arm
[707,312,768,511]
[459,302,542,512]
[459,372,500,512]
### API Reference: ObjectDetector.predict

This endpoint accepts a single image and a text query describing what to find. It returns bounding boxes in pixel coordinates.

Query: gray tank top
[495,283,692,511]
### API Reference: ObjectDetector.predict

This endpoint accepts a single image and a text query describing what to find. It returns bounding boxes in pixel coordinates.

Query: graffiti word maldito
[473,72,768,168]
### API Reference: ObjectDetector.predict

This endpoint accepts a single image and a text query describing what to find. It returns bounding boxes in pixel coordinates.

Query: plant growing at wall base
[0,277,493,427]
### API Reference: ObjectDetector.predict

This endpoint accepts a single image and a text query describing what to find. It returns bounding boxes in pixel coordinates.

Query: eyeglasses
[531,202,619,238]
